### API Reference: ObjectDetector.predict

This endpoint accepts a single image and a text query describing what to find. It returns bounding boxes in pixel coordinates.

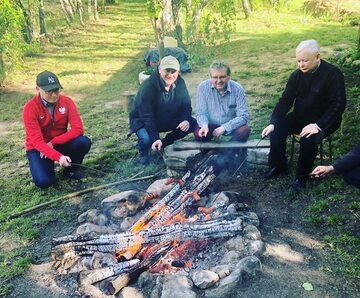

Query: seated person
[129,55,196,165]
[23,71,91,188]
[311,141,360,188]
[261,39,346,191]
[194,60,250,143]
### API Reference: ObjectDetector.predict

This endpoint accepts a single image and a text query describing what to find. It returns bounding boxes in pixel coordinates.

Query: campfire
[51,152,264,297]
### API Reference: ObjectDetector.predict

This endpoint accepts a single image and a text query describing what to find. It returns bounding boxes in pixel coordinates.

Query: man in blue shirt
[195,60,250,142]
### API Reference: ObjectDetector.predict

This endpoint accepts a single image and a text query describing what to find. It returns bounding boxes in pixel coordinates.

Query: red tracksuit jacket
[22,94,84,161]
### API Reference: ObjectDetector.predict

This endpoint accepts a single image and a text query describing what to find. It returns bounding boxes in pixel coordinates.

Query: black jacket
[333,141,360,173]
[271,60,346,135]
[129,68,193,142]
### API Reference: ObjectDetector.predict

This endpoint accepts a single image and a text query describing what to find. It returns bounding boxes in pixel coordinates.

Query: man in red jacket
[23,71,91,188]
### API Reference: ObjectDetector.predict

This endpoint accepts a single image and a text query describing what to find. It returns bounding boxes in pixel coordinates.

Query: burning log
[80,259,140,285]
[109,242,175,295]
[51,152,255,297]
[52,216,243,263]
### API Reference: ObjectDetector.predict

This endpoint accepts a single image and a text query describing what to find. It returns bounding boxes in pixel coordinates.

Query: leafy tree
[0,0,28,85]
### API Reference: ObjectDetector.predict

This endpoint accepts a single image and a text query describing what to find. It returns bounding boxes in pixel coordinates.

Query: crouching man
[23,71,91,188]
[129,56,196,165]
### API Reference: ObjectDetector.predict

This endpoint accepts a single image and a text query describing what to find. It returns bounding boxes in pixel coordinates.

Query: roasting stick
[6,172,154,221]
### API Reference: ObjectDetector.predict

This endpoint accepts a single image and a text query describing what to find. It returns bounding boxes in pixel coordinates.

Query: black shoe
[264,166,288,179]
[63,170,84,180]
[291,178,307,192]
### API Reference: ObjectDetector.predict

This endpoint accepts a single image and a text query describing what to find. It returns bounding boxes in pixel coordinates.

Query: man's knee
[33,176,55,188]
[77,136,92,154]
[233,125,251,142]
[136,128,151,148]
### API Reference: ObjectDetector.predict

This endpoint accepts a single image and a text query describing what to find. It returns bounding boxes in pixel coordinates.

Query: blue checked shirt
[196,79,249,134]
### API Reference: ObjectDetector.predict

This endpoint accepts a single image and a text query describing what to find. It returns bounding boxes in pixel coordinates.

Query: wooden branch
[173,140,270,151]
[7,174,156,220]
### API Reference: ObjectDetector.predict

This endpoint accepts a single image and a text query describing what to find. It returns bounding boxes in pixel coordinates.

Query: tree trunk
[242,0,252,19]
[60,0,74,25]
[161,0,174,35]
[151,18,165,59]
[172,0,185,49]
[93,0,100,21]
[87,0,92,15]
[0,53,5,86]
[76,0,85,26]
[16,0,35,43]
[38,0,47,35]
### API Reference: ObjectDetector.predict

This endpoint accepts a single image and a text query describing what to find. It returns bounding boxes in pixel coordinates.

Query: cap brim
[41,83,63,92]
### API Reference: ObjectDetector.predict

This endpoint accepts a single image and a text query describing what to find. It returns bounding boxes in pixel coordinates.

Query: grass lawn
[0,0,359,296]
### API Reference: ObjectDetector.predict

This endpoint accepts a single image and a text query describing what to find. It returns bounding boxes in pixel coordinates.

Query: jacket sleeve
[50,98,84,146]
[178,79,193,122]
[270,72,297,126]
[315,68,346,131]
[23,103,62,161]
[137,84,160,142]
[196,82,209,127]
[333,141,360,174]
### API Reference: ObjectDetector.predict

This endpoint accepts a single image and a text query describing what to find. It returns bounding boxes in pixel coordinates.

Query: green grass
[0,0,359,295]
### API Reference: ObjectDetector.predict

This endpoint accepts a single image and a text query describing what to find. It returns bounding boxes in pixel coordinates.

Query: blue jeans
[26,136,91,188]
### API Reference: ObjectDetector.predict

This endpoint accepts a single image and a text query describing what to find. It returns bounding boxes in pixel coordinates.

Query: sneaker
[63,170,84,180]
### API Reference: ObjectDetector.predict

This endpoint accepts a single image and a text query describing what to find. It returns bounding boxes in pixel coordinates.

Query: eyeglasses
[164,68,178,74]
[211,76,228,81]
[45,88,60,95]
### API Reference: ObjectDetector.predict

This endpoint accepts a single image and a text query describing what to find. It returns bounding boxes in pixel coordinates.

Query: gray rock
[77,209,109,226]
[120,216,139,232]
[137,271,155,292]
[209,192,230,206]
[237,255,262,276]
[220,250,241,267]
[205,266,242,298]
[146,178,174,197]
[160,274,196,298]
[206,256,262,298]
[75,222,118,235]
[120,286,144,298]
[246,140,270,166]
[240,211,260,226]
[247,240,265,256]
[223,236,245,252]
[191,269,219,289]
[102,190,145,219]
[243,225,261,240]
[209,265,231,279]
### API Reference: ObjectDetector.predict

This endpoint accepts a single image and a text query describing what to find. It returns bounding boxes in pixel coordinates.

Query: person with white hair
[261,39,346,191]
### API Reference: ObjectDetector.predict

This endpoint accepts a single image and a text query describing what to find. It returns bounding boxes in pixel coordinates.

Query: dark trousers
[26,136,91,188]
[269,113,326,177]
[136,117,197,156]
[194,124,251,142]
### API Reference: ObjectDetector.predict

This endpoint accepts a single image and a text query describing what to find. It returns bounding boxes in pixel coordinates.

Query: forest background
[0,0,359,296]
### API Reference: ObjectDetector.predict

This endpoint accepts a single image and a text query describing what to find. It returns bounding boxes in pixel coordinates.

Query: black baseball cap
[36,71,63,92]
